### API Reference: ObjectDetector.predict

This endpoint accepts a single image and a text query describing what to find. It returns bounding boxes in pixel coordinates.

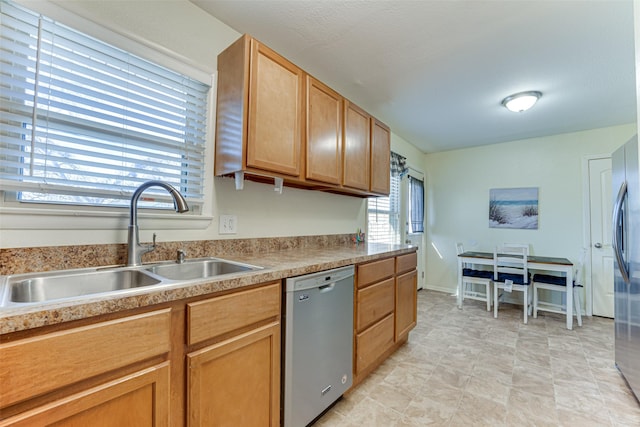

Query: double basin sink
[0,258,263,306]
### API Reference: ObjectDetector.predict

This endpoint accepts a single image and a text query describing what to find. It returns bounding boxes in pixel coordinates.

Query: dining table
[457,251,575,330]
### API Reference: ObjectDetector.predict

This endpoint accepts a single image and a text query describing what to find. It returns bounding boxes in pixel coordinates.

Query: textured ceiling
[192,0,637,153]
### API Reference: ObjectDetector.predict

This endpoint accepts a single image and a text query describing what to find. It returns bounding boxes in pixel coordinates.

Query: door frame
[401,165,425,290]
[582,153,613,317]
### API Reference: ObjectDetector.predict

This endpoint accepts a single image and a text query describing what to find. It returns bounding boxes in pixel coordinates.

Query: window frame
[0,0,215,230]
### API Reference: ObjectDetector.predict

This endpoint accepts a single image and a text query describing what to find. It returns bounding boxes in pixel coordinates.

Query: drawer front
[188,282,280,346]
[356,278,394,332]
[357,257,394,288]
[396,252,417,275]
[0,309,171,409]
[355,313,394,375]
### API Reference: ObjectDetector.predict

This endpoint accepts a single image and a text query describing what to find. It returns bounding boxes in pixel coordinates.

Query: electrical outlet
[219,215,237,234]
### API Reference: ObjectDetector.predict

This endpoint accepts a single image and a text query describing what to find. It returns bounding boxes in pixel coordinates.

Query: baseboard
[424,284,456,295]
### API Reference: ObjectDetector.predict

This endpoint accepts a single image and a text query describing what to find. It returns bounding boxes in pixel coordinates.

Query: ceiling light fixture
[501,91,542,113]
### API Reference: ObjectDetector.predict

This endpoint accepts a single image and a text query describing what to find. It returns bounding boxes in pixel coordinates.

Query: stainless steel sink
[0,257,263,307]
[144,258,261,281]
[7,269,161,304]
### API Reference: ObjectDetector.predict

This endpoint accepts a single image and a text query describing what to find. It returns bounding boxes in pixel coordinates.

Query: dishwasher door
[283,265,354,427]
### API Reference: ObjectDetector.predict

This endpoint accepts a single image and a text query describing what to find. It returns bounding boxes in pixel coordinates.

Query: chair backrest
[457,243,472,269]
[494,244,529,283]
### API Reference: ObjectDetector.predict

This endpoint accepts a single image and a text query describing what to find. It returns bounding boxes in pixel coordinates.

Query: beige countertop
[0,243,416,335]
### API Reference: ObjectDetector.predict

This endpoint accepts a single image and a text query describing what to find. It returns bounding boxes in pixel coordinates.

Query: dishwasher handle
[319,283,335,292]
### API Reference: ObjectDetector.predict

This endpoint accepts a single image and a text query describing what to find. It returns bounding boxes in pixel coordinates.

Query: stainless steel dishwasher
[283,265,354,427]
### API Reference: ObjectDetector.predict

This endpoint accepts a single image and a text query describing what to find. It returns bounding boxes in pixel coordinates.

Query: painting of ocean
[489,187,538,229]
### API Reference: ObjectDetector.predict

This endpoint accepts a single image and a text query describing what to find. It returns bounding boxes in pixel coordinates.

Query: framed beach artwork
[489,187,539,229]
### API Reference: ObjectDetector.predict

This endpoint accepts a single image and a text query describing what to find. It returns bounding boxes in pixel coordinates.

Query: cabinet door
[306,76,342,184]
[343,101,371,191]
[370,118,391,195]
[247,39,303,177]
[395,270,418,340]
[188,322,280,427]
[2,363,170,427]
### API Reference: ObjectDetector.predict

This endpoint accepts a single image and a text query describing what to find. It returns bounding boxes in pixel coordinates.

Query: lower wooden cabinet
[186,282,281,427]
[187,323,280,427]
[1,363,170,427]
[0,308,172,427]
[353,251,418,385]
[0,282,281,427]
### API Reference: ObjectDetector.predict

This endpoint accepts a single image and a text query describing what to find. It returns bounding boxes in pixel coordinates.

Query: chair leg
[574,287,583,327]
[486,283,492,311]
[533,285,538,319]
[494,283,499,318]
[523,287,528,324]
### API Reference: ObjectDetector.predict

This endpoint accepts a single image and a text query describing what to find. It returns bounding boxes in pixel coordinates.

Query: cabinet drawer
[355,313,394,375]
[357,258,394,288]
[0,309,171,409]
[356,278,394,332]
[396,252,417,275]
[187,282,280,346]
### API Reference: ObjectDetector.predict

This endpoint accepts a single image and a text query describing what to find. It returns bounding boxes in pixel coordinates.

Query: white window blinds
[0,0,209,206]
[367,173,401,244]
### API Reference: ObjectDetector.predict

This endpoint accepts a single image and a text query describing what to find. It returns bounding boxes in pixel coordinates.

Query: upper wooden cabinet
[370,118,391,195]
[215,34,391,197]
[215,34,303,178]
[306,76,342,185]
[343,101,371,191]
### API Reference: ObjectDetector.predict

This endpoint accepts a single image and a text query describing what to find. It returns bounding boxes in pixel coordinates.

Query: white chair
[533,248,586,327]
[493,244,531,323]
[457,243,493,311]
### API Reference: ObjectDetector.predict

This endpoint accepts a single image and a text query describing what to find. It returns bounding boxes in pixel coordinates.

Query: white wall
[423,123,636,293]
[0,0,371,248]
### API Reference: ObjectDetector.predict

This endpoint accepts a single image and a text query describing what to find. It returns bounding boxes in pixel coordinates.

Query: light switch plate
[219,215,237,234]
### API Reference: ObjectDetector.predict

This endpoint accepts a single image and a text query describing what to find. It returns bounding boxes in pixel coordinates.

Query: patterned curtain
[390,152,408,178]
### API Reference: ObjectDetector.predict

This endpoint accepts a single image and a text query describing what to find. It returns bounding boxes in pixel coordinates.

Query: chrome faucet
[127,180,189,266]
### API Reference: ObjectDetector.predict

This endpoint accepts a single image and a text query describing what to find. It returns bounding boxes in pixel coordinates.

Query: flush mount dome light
[501,91,542,112]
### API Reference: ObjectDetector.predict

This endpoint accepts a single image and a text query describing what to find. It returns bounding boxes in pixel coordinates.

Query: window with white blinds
[367,173,401,244]
[0,0,210,208]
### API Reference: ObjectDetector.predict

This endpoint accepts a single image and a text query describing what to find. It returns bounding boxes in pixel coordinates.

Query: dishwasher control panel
[286,265,354,292]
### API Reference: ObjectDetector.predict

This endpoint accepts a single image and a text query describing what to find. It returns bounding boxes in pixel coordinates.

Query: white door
[589,157,615,318]
[402,170,425,290]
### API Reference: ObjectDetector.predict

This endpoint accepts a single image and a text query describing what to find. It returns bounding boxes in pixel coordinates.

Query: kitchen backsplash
[0,234,355,276]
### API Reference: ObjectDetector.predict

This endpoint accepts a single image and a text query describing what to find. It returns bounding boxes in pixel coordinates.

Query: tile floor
[315,290,640,426]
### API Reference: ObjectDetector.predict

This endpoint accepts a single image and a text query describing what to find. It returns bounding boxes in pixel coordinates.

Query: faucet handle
[177,249,186,264]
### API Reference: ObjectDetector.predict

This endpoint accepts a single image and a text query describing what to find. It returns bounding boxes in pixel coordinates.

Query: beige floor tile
[314,290,640,427]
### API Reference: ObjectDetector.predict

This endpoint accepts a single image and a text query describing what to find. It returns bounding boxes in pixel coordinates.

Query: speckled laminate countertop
[0,243,416,335]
